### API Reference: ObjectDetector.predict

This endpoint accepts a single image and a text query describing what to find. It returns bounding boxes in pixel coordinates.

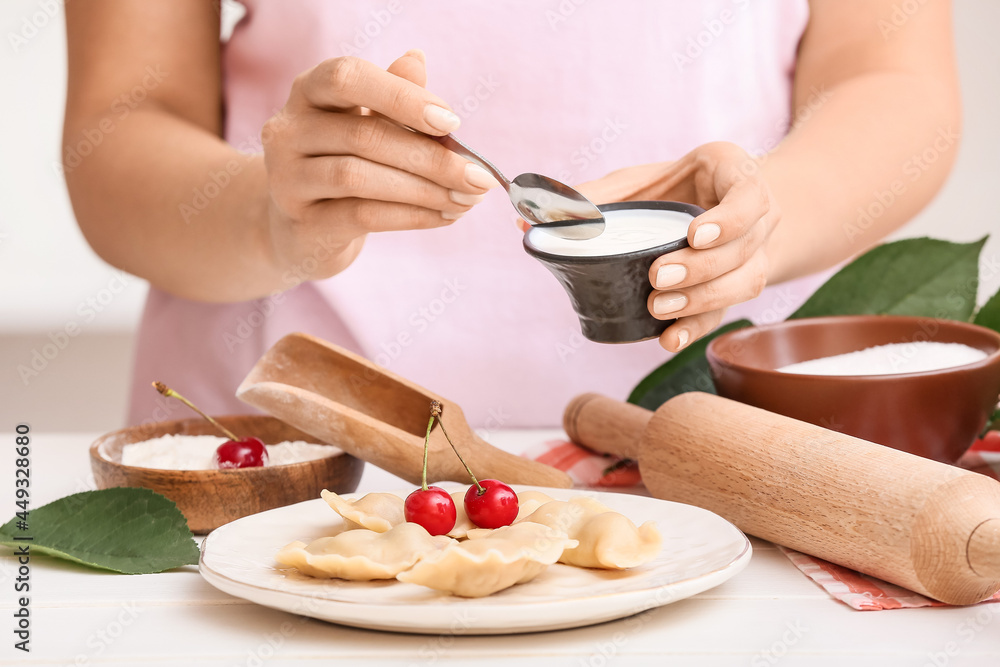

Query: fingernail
[424,104,461,133]
[676,329,690,350]
[655,264,687,289]
[692,223,721,248]
[449,190,486,206]
[465,163,500,190]
[404,48,426,64]
[441,211,463,220]
[652,292,688,315]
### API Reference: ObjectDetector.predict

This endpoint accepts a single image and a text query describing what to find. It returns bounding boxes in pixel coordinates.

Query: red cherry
[214,437,269,469]
[464,479,519,529]
[404,486,457,536]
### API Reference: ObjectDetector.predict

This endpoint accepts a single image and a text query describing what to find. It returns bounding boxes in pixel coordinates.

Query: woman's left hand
[574,141,781,352]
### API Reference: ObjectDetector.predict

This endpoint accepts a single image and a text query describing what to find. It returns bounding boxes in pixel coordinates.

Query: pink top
[128,0,814,428]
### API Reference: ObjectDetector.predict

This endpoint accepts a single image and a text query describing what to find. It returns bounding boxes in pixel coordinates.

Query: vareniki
[278,489,661,598]
[275,522,452,580]
[519,497,662,569]
[321,490,405,533]
[398,523,577,597]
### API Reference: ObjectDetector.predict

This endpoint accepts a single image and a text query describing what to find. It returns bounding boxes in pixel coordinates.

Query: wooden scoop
[237,333,571,488]
[564,391,1000,605]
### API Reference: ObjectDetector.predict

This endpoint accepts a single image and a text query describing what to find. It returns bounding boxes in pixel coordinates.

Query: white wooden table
[2,431,999,666]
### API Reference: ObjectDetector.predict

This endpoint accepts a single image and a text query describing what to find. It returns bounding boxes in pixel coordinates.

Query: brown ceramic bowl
[706,316,1000,463]
[90,415,364,533]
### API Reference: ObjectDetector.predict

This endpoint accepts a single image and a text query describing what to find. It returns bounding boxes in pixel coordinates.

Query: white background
[1,0,998,430]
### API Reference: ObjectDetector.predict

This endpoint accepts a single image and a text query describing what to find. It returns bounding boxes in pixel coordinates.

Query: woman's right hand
[261,49,498,282]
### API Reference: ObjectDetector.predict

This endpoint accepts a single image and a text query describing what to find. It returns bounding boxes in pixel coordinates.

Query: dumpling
[397,522,577,597]
[562,511,661,569]
[450,489,549,538]
[514,490,555,522]
[569,495,614,514]
[275,522,453,580]
[447,491,476,539]
[521,498,661,569]
[517,496,611,533]
[473,493,600,540]
[463,518,573,543]
[321,490,404,532]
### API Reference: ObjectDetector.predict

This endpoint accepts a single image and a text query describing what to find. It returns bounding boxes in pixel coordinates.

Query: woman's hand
[262,50,499,281]
[575,142,780,352]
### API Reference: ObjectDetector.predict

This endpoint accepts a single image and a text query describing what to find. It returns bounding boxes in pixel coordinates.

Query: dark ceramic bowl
[523,201,703,343]
[706,315,1000,463]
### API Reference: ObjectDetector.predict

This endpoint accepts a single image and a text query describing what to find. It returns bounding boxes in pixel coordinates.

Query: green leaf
[790,237,986,321]
[628,319,753,411]
[0,488,199,574]
[983,408,1000,437]
[974,285,1000,333]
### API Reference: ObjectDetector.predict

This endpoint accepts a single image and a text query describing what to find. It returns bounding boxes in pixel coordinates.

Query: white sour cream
[525,207,693,258]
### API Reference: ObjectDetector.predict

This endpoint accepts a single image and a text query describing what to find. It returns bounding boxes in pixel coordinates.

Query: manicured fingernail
[515,218,530,232]
[404,48,426,64]
[424,104,461,133]
[692,223,721,248]
[676,329,690,350]
[441,211,463,220]
[652,292,688,315]
[449,190,485,206]
[655,264,687,289]
[465,163,500,190]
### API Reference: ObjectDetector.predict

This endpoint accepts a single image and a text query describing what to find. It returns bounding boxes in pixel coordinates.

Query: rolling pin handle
[968,518,1000,580]
[563,393,652,459]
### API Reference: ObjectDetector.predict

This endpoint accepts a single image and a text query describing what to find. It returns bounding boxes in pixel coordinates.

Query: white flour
[120,434,341,470]
[777,341,987,376]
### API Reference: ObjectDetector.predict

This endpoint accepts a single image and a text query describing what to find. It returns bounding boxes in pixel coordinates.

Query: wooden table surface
[2,431,999,666]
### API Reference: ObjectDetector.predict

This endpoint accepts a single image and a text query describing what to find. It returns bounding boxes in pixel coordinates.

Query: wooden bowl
[706,316,1000,463]
[90,415,364,533]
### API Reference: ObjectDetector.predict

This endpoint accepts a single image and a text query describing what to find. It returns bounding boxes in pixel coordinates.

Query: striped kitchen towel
[524,432,1000,610]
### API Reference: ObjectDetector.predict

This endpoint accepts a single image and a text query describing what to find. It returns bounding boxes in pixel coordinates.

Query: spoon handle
[433,134,511,192]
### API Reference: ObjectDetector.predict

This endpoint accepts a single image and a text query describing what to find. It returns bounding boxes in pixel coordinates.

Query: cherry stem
[431,400,485,495]
[152,381,240,441]
[420,412,434,492]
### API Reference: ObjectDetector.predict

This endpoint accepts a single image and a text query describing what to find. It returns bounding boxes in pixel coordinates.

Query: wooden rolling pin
[564,392,1000,605]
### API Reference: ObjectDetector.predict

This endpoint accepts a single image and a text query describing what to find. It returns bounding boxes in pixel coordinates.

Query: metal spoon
[434,134,605,240]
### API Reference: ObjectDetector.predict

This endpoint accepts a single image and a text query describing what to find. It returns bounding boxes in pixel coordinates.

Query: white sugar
[120,433,341,470]
[777,341,987,376]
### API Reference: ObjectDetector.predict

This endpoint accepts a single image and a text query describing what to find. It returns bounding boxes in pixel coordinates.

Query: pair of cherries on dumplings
[404,401,518,535]
[152,382,269,469]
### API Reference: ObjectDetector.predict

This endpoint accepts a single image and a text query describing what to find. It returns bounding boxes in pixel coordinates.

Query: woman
[63,1,960,427]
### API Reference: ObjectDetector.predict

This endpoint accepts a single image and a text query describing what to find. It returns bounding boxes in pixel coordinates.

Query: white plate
[199,486,751,635]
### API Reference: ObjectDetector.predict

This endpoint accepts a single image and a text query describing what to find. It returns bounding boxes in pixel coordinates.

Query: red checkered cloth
[522,435,1000,611]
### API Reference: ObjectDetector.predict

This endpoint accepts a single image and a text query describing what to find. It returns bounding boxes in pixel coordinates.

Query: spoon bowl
[435,134,605,240]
